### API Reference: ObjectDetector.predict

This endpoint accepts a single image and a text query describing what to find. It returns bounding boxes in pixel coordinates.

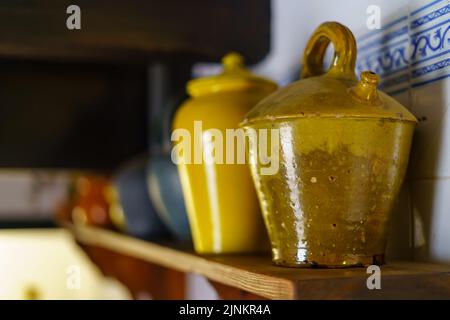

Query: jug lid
[241,22,417,126]
[187,52,277,97]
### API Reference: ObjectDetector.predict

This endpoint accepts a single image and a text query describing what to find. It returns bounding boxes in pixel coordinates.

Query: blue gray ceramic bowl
[146,154,191,241]
[114,156,169,240]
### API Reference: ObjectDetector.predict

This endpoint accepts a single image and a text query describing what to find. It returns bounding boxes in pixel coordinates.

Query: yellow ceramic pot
[173,53,277,254]
[240,22,417,267]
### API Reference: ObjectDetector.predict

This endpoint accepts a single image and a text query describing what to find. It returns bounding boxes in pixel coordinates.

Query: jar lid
[187,52,277,97]
[241,22,417,126]
[241,71,418,126]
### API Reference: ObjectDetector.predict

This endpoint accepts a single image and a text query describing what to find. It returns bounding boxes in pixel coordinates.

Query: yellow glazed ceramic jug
[173,53,277,253]
[240,22,417,267]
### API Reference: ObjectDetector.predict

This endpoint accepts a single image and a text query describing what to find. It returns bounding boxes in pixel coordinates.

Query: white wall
[254,0,410,84]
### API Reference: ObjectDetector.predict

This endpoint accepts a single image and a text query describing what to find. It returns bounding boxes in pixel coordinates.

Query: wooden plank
[71,224,294,299]
[208,280,267,300]
[0,0,270,63]
[69,224,450,300]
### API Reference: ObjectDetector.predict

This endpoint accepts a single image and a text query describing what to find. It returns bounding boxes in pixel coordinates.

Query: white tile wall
[408,0,450,181]
[386,183,413,260]
[410,80,450,179]
[254,0,411,84]
[412,178,450,263]
[408,0,450,264]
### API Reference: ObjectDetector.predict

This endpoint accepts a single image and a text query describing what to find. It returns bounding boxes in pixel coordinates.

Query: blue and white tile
[408,0,450,179]
[355,1,411,96]
[409,0,450,87]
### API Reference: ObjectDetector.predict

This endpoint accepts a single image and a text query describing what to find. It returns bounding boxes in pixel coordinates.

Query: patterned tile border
[356,0,450,94]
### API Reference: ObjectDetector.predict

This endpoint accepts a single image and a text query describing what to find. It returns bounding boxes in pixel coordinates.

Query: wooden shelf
[69,224,450,300]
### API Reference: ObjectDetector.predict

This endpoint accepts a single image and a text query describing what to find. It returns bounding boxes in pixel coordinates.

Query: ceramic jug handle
[301,21,357,80]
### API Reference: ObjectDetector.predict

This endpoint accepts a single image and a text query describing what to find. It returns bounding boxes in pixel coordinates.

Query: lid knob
[361,71,380,86]
[222,52,245,71]
[351,71,381,104]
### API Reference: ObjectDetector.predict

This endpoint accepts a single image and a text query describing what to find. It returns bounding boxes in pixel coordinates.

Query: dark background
[0,0,271,169]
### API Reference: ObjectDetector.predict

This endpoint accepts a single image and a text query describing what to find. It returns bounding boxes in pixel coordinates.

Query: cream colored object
[0,229,131,300]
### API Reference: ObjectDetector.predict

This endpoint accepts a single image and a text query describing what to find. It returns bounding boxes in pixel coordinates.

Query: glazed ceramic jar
[114,156,169,240]
[173,53,277,253]
[241,22,417,267]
